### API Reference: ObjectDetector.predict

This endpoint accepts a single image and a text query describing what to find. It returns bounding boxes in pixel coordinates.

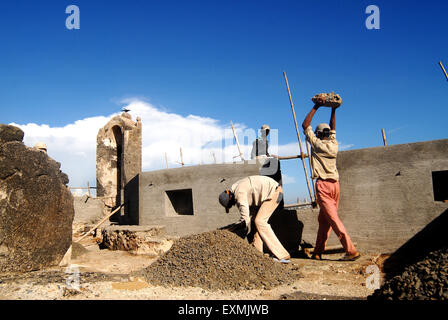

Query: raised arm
[330,107,336,131]
[302,104,320,130]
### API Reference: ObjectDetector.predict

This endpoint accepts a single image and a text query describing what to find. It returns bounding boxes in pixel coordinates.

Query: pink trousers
[314,179,357,256]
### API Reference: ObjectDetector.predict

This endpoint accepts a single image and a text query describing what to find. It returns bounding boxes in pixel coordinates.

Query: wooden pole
[180,148,184,166]
[284,202,313,209]
[382,128,387,146]
[306,140,317,204]
[277,154,307,160]
[439,61,448,81]
[74,205,123,243]
[230,120,245,161]
[283,71,314,203]
[87,181,91,197]
[165,153,169,168]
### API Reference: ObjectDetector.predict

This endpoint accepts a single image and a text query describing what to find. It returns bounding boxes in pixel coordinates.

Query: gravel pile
[138,230,302,291]
[369,248,448,300]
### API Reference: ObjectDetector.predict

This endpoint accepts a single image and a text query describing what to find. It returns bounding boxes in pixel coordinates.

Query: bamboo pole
[277,154,307,160]
[284,202,313,209]
[87,181,91,197]
[382,128,387,146]
[439,61,448,81]
[74,205,123,243]
[164,153,169,168]
[283,71,314,202]
[306,140,317,204]
[230,120,245,161]
[179,148,184,166]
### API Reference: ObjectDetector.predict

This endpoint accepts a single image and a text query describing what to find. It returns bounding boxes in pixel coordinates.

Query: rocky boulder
[0,124,74,273]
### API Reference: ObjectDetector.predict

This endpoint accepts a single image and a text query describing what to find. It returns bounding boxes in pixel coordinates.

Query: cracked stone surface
[0,124,74,273]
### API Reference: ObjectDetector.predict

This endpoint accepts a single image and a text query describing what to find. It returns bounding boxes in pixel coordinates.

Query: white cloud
[10,100,256,189]
[10,99,354,201]
[10,115,113,190]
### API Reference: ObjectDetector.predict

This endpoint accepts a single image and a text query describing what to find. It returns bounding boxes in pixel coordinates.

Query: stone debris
[311,92,342,108]
[137,230,302,291]
[100,225,173,256]
[369,247,448,300]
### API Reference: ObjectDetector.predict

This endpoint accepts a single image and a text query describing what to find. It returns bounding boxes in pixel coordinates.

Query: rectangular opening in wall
[165,189,194,216]
[432,170,448,202]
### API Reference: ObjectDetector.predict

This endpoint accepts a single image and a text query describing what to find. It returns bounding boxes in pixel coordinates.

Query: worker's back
[231,175,279,208]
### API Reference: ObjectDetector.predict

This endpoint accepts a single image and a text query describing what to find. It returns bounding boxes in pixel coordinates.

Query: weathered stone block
[0,125,24,145]
[0,124,75,273]
[100,225,173,256]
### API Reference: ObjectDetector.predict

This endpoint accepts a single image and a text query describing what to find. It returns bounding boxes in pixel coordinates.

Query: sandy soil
[0,238,385,300]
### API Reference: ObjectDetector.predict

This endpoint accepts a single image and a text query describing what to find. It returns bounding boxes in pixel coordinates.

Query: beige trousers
[252,186,290,260]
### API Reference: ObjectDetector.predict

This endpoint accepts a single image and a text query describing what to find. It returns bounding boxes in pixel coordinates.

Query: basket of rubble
[312,92,342,108]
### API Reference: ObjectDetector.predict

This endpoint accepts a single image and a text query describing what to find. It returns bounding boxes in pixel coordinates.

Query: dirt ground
[0,237,385,300]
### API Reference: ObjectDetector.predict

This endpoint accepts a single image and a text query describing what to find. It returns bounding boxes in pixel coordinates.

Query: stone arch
[111,125,123,208]
[96,113,142,213]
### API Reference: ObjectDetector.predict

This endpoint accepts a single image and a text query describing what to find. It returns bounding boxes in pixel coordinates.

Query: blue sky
[1,0,447,202]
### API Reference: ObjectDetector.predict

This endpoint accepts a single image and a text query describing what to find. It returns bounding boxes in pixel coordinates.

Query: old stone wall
[299,139,448,253]
[96,113,141,210]
[0,124,74,273]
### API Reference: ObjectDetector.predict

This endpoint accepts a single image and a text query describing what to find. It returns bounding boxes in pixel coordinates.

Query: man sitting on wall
[302,100,360,261]
[218,175,291,263]
[251,124,271,159]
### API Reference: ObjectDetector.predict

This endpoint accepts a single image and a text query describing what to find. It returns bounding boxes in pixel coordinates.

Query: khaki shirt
[231,175,279,227]
[304,126,339,181]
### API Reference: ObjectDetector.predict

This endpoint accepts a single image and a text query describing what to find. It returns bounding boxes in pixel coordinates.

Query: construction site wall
[125,162,261,235]
[299,139,448,253]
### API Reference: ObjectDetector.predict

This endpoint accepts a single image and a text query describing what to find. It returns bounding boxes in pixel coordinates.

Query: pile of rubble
[99,225,173,256]
[137,230,302,291]
[369,247,448,300]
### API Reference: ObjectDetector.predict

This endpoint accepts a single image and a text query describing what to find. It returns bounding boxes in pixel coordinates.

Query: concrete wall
[125,162,261,236]
[299,139,448,253]
[73,195,104,224]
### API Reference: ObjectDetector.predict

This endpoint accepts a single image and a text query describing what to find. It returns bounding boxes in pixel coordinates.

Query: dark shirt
[251,137,270,159]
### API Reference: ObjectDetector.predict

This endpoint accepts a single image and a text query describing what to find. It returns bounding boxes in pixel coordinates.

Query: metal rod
[230,120,245,161]
[283,71,314,203]
[439,61,448,81]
